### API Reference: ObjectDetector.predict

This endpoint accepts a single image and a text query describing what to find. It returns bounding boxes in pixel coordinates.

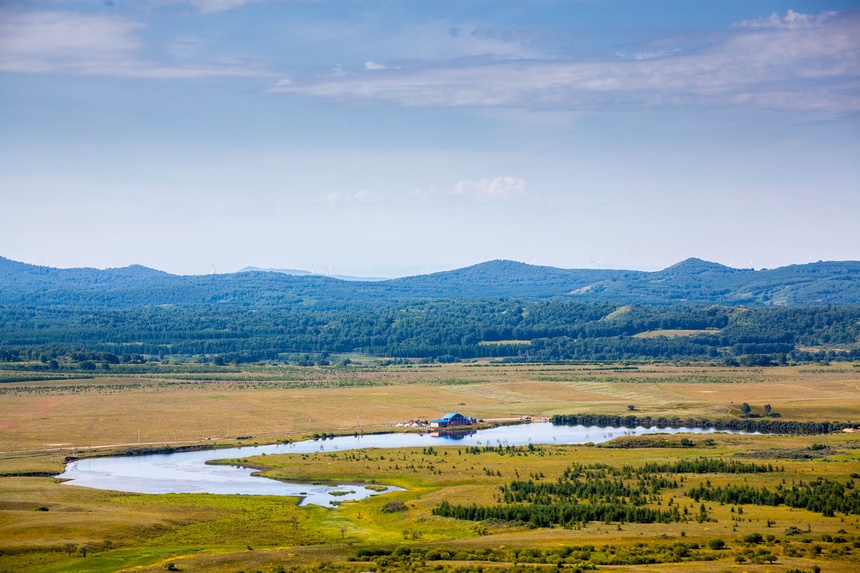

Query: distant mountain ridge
[0,257,175,292]
[239,266,387,282]
[1,255,859,308]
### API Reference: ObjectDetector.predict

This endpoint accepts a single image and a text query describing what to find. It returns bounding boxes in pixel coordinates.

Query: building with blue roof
[430,412,477,428]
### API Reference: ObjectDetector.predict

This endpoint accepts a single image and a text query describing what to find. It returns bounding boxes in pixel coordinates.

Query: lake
[58,422,727,505]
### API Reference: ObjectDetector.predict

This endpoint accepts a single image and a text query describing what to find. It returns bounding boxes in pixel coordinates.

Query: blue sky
[1,1,858,277]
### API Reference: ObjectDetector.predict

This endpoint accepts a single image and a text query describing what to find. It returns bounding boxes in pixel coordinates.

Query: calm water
[58,423,725,505]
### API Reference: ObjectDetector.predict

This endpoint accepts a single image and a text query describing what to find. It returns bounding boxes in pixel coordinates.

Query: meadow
[0,361,858,572]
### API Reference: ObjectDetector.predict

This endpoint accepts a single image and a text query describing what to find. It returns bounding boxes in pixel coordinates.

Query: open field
[2,362,859,462]
[0,362,859,572]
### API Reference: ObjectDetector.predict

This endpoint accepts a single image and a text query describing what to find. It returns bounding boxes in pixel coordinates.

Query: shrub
[706,538,725,550]
[382,500,406,513]
[752,552,777,564]
[356,548,392,558]
[743,532,764,544]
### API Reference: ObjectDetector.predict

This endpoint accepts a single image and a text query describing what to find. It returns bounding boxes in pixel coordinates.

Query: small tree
[740,403,752,417]
[763,403,772,416]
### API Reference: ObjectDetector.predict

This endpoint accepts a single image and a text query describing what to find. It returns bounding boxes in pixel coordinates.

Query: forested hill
[2,256,859,364]
[386,258,860,305]
[1,256,858,308]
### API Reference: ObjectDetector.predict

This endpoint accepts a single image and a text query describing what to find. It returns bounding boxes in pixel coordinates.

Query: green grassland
[0,362,859,572]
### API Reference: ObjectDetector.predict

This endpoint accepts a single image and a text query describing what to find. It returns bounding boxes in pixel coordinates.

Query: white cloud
[734,9,838,29]
[186,0,259,14]
[404,178,526,202]
[272,10,860,113]
[354,189,383,203]
[0,9,142,73]
[406,187,437,199]
[454,177,527,198]
[364,61,386,71]
[319,190,384,204]
[0,8,264,78]
[633,50,675,61]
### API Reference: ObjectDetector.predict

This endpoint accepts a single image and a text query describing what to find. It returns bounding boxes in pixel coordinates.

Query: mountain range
[1,256,858,308]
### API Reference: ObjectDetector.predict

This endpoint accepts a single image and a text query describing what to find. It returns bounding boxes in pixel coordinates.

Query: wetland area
[1,362,859,573]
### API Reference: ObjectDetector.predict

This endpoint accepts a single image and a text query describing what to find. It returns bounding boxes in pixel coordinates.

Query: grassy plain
[0,362,859,572]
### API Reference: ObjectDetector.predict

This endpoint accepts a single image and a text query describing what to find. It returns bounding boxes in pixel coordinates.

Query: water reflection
[429,430,476,439]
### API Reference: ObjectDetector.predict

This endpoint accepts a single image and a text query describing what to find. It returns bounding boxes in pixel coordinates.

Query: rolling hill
[2,256,858,309]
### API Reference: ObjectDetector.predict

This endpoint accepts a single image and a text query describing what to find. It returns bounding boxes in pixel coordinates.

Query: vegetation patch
[602,435,716,448]
[634,329,722,338]
[738,444,842,459]
[433,459,780,527]
[553,413,857,435]
[689,476,860,517]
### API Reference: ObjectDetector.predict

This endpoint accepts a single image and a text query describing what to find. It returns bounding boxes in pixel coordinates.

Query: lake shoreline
[55,422,739,503]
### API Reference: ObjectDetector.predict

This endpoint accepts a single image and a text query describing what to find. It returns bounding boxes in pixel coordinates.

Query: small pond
[58,423,729,505]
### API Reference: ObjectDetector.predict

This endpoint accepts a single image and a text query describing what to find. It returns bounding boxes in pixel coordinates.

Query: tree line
[551,414,856,435]
[688,476,860,516]
[1,301,858,365]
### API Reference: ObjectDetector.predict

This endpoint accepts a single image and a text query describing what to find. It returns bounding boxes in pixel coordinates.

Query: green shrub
[382,500,406,513]
[743,532,764,544]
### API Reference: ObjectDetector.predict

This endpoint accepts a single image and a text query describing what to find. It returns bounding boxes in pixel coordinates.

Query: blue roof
[442,413,462,419]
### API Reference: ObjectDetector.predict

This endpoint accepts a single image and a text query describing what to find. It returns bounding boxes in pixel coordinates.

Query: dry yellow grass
[0,363,858,461]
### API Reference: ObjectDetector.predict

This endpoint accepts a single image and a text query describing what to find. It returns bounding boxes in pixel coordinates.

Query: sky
[1,1,859,277]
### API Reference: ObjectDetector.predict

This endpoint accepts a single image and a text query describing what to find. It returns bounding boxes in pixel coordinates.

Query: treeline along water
[551,414,855,435]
